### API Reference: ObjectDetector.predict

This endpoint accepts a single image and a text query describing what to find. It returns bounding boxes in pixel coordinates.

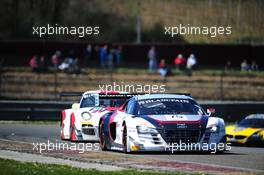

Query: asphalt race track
[0,123,263,172]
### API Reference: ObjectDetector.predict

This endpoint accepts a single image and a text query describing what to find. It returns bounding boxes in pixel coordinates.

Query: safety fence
[0,100,264,122]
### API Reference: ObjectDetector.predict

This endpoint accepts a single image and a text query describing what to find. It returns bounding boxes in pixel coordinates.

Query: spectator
[51,50,62,70]
[186,54,197,70]
[39,56,48,73]
[115,45,122,66]
[241,59,249,71]
[251,60,259,71]
[107,48,114,70]
[59,57,71,71]
[158,59,171,77]
[147,46,157,73]
[174,54,186,71]
[59,50,80,74]
[84,44,92,67]
[94,45,100,60]
[71,57,81,74]
[225,60,232,71]
[29,55,38,72]
[186,54,197,76]
[99,45,108,69]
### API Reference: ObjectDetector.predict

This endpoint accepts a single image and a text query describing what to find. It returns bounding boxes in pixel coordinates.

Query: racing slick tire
[70,115,76,142]
[99,121,107,151]
[60,114,67,141]
[122,124,128,153]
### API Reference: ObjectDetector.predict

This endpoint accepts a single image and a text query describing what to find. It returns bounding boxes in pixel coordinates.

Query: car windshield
[137,98,205,115]
[80,96,127,108]
[238,119,264,128]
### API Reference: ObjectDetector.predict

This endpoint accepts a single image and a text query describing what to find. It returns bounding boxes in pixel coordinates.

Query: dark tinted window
[126,99,137,115]
[80,96,127,108]
[136,98,205,115]
[238,119,264,128]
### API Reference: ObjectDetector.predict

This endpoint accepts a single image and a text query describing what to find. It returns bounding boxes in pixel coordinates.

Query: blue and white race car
[98,94,226,153]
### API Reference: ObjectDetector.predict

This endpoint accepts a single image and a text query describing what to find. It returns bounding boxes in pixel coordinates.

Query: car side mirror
[207,107,216,116]
[117,104,125,112]
[72,103,80,109]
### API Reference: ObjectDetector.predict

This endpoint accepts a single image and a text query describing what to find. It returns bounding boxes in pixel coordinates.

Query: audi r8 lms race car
[60,90,133,142]
[226,114,264,146]
[99,93,226,153]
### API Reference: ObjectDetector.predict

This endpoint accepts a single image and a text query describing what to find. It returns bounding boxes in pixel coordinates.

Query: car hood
[138,114,208,130]
[146,114,202,123]
[226,125,262,136]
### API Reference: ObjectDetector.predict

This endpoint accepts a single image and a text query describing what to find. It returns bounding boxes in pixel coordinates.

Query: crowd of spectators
[29,44,123,74]
[29,50,80,74]
[146,46,261,78]
[29,55,48,73]
[28,45,260,76]
[58,50,80,74]
[147,46,197,77]
[98,45,123,69]
[241,60,259,72]
[224,59,259,72]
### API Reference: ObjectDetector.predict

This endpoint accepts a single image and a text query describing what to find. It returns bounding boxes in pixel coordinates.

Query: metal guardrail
[0,101,71,121]
[1,100,264,122]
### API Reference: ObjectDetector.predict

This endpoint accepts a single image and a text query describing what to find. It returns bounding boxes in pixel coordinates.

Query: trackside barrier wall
[1,101,264,122]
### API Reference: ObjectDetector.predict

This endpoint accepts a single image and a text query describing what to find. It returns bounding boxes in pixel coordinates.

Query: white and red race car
[60,90,133,142]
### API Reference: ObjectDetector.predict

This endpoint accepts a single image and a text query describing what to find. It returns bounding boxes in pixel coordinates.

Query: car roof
[134,94,193,101]
[245,114,264,120]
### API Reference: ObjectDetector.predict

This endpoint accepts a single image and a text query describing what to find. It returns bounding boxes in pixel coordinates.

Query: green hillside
[0,0,263,44]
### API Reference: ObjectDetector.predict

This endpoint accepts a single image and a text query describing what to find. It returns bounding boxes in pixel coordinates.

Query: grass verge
[0,158,193,175]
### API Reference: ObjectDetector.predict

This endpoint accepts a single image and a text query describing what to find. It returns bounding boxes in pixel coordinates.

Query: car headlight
[137,126,158,134]
[81,112,91,121]
[206,125,219,133]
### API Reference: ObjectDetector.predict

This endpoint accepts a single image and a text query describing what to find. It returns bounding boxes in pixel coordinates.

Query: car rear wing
[59,92,191,100]
[98,93,143,98]
[59,92,143,101]
[60,92,83,97]
[98,93,191,97]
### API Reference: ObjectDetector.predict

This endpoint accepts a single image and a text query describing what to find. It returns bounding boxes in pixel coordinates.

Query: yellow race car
[226,114,264,146]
